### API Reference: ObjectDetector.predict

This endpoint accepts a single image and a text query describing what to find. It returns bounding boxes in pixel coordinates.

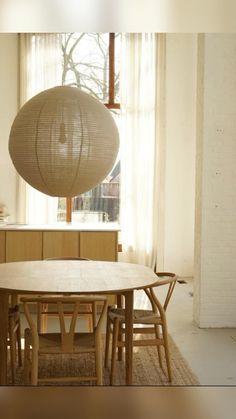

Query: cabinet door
[0,231,6,263]
[43,231,79,259]
[6,231,43,262]
[79,231,117,261]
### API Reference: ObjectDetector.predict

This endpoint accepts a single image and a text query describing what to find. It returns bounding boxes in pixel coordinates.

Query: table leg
[117,294,123,361]
[124,290,133,385]
[0,292,9,385]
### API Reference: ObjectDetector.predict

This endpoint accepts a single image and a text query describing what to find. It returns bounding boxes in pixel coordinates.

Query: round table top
[0,260,159,294]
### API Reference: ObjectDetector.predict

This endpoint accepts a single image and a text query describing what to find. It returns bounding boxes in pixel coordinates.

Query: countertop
[0,223,120,232]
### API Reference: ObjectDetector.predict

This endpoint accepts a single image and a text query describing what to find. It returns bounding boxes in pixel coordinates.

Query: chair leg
[31,348,39,385]
[116,295,124,361]
[162,322,172,382]
[104,315,111,368]
[110,318,120,385]
[117,323,124,361]
[9,318,16,384]
[95,336,103,385]
[92,301,96,330]
[154,324,163,370]
[24,332,31,385]
[16,319,22,367]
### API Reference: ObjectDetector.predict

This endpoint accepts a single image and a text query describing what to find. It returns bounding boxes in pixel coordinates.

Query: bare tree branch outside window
[57,33,121,224]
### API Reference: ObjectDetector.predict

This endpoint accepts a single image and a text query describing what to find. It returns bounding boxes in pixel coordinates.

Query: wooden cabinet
[0,228,118,263]
[80,231,117,261]
[0,231,5,263]
[43,232,79,259]
[6,231,42,262]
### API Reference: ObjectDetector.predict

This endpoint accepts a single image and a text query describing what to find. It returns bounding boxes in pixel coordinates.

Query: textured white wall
[164,34,197,277]
[0,34,18,222]
[194,34,236,327]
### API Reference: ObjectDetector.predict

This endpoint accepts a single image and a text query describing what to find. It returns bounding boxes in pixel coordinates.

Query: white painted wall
[0,34,18,222]
[163,34,197,277]
[194,34,236,327]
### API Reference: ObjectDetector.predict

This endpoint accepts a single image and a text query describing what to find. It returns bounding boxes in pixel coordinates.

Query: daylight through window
[57,33,121,225]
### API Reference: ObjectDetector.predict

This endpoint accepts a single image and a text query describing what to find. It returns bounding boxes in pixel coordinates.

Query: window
[57,33,121,224]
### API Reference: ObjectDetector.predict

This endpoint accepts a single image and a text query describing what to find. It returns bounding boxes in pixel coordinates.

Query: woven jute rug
[10,335,199,386]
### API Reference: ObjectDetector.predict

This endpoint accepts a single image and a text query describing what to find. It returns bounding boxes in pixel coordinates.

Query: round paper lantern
[9,86,119,197]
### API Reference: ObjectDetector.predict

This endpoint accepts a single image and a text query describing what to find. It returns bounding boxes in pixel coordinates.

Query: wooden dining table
[0,260,159,385]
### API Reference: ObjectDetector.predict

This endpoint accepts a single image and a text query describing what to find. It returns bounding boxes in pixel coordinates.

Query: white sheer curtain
[16,33,62,224]
[119,33,165,269]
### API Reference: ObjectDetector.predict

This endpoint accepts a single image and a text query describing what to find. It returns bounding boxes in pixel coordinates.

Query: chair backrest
[21,295,107,352]
[144,272,178,315]
[155,272,178,311]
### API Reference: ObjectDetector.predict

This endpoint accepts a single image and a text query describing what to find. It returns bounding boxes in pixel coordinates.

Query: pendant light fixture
[9,86,119,197]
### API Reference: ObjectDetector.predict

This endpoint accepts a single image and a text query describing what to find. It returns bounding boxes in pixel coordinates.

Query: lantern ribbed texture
[9,86,119,197]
